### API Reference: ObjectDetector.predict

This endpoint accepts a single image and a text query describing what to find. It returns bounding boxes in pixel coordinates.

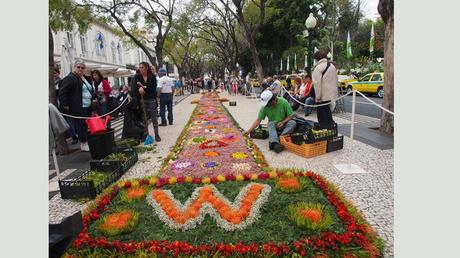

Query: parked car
[279,74,297,88]
[338,75,357,91]
[346,72,385,98]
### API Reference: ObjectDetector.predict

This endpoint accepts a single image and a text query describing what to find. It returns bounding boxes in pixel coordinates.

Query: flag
[369,23,375,55]
[280,58,283,72]
[304,54,308,69]
[346,31,352,60]
[294,54,297,71]
[286,55,290,72]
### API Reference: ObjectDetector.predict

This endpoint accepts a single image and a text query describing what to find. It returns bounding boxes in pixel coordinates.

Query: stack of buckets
[86,115,115,159]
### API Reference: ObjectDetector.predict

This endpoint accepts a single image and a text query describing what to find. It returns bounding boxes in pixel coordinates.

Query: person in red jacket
[91,70,112,116]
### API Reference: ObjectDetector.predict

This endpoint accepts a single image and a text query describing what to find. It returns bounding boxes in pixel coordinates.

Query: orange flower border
[97,209,139,237]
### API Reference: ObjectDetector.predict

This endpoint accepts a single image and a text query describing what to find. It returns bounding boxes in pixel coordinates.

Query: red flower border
[73,171,381,257]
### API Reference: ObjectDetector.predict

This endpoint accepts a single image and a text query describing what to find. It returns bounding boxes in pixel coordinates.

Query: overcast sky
[362,0,380,21]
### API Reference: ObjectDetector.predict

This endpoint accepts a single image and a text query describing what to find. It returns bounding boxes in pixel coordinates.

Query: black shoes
[273,142,284,153]
[269,142,284,153]
[159,123,167,126]
[155,135,162,142]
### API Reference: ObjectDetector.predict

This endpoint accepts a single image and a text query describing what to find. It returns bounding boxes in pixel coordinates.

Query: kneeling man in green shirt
[244,90,297,153]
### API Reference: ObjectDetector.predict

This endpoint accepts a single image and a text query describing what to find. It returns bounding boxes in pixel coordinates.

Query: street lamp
[304,13,317,75]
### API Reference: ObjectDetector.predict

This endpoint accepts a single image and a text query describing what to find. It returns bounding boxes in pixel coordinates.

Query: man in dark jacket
[58,61,96,151]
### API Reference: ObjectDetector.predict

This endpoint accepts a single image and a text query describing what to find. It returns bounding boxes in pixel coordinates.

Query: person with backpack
[312,50,338,126]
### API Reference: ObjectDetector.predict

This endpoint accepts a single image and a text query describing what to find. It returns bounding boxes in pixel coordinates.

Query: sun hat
[260,90,273,107]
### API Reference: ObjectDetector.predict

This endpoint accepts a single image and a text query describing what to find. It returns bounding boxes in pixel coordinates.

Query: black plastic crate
[104,147,138,173]
[58,160,120,200]
[250,125,269,139]
[305,123,338,143]
[326,135,344,153]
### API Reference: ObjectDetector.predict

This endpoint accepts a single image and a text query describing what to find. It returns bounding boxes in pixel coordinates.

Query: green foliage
[83,170,109,188]
[49,0,91,33]
[107,153,129,162]
[87,179,346,244]
[116,138,140,148]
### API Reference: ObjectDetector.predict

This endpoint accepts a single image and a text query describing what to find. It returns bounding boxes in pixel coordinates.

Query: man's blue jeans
[268,120,297,144]
[304,97,315,115]
[159,93,173,124]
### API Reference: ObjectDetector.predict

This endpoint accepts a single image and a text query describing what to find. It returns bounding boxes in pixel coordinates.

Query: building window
[95,32,105,57]
[80,36,88,57]
[66,32,75,48]
[117,42,123,64]
[111,41,117,63]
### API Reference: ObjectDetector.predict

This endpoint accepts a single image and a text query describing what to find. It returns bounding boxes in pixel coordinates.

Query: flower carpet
[64,92,384,258]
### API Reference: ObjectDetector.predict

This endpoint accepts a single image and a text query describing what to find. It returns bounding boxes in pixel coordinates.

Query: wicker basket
[280,135,327,158]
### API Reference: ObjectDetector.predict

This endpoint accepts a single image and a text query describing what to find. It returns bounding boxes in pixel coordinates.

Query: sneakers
[273,142,284,153]
[155,135,162,142]
[80,142,90,152]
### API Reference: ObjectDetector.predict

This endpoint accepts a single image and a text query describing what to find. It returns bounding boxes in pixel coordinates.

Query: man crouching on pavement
[244,90,297,153]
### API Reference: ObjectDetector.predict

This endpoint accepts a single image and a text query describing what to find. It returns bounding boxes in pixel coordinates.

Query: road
[342,95,383,119]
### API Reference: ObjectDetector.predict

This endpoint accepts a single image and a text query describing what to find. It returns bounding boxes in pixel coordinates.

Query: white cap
[260,90,273,107]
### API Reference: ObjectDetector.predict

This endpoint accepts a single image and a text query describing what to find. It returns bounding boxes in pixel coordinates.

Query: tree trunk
[49,27,57,106]
[236,11,264,81]
[378,0,394,135]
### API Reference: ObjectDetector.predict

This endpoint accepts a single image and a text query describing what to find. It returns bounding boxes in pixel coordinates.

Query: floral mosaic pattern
[162,95,261,178]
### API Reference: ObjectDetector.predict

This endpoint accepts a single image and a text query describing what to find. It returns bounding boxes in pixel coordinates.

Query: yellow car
[279,74,297,88]
[347,72,385,98]
[338,75,358,91]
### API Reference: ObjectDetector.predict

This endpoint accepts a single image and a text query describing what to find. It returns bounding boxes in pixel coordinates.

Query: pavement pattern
[49,91,393,257]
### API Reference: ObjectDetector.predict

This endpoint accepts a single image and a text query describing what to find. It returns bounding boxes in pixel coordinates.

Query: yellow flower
[118,181,126,187]
[168,177,177,184]
[285,171,294,177]
[236,174,244,181]
[269,171,278,178]
[202,177,211,184]
[131,180,139,188]
[149,177,158,185]
[185,176,193,183]
[217,175,226,182]
[250,174,258,180]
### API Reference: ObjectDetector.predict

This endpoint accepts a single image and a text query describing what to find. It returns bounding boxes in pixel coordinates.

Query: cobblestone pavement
[222,92,394,257]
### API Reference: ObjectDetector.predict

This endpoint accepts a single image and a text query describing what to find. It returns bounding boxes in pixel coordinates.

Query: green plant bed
[87,179,346,244]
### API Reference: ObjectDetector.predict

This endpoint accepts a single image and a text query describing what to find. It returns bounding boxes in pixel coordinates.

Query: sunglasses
[76,66,85,69]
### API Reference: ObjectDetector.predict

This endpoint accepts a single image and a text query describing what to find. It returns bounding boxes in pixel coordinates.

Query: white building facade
[53,21,154,88]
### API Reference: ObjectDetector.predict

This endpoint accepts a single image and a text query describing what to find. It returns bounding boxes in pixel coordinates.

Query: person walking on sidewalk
[130,62,161,142]
[157,68,175,126]
[244,90,297,153]
[312,49,338,126]
[58,60,97,151]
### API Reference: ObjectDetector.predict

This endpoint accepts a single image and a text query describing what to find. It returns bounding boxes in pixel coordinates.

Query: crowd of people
[53,49,338,156]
